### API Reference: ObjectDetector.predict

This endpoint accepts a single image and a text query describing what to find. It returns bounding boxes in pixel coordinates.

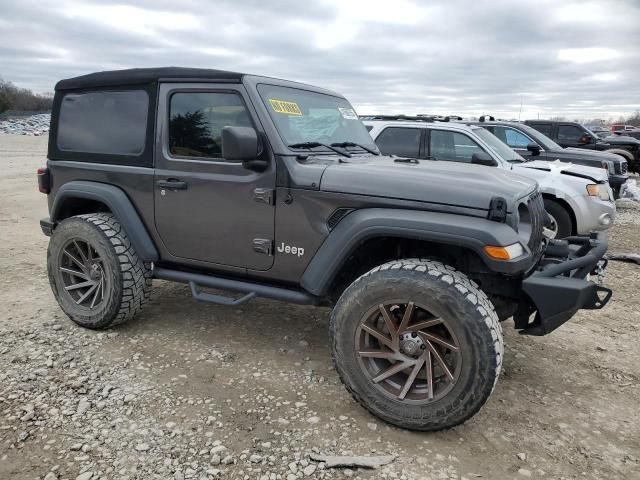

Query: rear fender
[49,181,158,262]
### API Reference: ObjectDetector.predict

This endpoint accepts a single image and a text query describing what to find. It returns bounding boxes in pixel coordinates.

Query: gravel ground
[1,134,639,480]
[0,114,50,136]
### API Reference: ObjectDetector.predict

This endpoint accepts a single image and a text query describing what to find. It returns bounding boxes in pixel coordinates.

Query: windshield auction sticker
[338,107,358,120]
[268,99,303,116]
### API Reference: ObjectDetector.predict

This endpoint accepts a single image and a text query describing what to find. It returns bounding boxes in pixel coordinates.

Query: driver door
[154,83,276,271]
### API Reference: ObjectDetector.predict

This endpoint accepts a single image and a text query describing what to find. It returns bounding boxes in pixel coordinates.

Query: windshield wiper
[331,141,380,156]
[288,142,351,157]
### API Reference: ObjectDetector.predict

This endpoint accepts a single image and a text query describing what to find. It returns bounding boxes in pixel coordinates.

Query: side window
[169,92,252,160]
[557,125,584,142]
[429,130,483,162]
[529,123,552,137]
[493,126,532,148]
[57,90,148,155]
[375,127,421,158]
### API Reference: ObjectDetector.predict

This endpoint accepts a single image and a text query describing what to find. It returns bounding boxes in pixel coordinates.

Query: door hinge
[253,188,274,205]
[253,238,273,256]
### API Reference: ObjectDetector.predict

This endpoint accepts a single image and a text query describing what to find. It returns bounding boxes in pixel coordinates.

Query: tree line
[0,78,53,113]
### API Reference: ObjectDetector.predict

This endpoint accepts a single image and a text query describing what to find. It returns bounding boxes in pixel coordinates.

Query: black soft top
[55,67,244,91]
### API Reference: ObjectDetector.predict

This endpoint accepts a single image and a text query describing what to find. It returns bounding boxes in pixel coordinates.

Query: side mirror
[471,151,498,167]
[526,143,541,155]
[578,134,592,145]
[222,126,267,170]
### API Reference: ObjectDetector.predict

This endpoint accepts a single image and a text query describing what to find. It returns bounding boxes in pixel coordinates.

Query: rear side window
[169,92,252,160]
[375,127,421,157]
[528,123,552,137]
[57,90,148,155]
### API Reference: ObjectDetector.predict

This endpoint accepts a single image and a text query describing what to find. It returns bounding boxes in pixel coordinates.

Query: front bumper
[609,174,628,198]
[515,232,611,336]
[575,196,616,235]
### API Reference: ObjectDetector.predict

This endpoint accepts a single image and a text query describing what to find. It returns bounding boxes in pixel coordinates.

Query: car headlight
[586,184,610,201]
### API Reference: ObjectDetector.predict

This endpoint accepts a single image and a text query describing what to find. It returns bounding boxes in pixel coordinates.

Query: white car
[363,117,615,238]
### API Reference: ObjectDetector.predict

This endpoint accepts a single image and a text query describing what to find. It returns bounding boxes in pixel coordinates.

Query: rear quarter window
[57,90,149,155]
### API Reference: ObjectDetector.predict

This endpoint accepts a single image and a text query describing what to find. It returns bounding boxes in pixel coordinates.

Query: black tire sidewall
[331,264,500,430]
[543,199,572,239]
[47,217,123,329]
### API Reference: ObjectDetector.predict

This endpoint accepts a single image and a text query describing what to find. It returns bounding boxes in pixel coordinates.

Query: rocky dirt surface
[0,113,51,136]
[1,134,639,480]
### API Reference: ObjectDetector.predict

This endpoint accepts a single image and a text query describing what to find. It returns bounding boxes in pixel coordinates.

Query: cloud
[0,0,639,119]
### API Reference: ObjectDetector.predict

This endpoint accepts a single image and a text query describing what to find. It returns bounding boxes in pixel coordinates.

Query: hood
[599,135,640,146]
[516,159,608,183]
[319,156,536,212]
[560,148,624,164]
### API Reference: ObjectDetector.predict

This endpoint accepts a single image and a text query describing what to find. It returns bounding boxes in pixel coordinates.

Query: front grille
[620,161,628,175]
[526,191,545,260]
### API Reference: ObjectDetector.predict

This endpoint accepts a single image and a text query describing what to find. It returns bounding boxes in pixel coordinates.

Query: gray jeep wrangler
[38,67,611,431]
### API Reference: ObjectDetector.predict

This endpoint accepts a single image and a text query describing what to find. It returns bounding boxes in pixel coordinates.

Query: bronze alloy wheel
[356,300,462,404]
[58,238,108,310]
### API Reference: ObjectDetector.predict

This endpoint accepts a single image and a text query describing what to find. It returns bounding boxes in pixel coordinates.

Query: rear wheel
[330,259,503,431]
[47,213,151,329]
[543,199,572,239]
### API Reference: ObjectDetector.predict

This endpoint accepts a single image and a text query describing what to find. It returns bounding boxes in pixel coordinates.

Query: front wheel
[330,259,503,431]
[543,199,573,239]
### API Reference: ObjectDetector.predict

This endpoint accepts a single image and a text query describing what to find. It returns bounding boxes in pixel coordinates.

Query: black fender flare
[50,181,159,262]
[300,208,530,296]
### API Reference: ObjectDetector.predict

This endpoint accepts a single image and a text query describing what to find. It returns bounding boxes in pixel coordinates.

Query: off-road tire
[330,259,503,431]
[543,199,572,239]
[47,213,152,329]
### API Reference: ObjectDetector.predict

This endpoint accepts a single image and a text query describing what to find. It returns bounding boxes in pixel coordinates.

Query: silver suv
[363,116,616,239]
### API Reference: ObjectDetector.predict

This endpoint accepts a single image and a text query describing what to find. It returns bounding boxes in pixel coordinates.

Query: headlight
[586,184,610,201]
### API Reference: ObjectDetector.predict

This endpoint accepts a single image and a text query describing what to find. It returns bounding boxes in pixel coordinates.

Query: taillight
[37,167,50,194]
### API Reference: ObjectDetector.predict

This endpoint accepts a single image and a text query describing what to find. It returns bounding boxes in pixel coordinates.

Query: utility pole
[518,98,523,121]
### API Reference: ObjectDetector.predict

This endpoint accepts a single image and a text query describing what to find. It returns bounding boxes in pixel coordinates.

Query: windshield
[472,127,525,163]
[257,84,377,152]
[516,124,563,151]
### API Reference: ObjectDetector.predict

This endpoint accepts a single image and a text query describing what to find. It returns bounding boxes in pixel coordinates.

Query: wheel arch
[301,208,529,298]
[50,181,159,262]
[541,194,576,235]
[604,148,633,162]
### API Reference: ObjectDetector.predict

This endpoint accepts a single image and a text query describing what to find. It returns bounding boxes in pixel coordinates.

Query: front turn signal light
[483,243,525,260]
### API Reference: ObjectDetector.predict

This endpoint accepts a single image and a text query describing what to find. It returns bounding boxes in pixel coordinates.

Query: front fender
[300,208,533,296]
[50,181,159,262]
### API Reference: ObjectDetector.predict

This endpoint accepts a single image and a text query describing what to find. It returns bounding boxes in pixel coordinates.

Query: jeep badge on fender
[277,242,304,257]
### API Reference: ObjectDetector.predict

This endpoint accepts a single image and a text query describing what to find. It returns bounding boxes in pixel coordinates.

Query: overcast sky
[1,0,639,120]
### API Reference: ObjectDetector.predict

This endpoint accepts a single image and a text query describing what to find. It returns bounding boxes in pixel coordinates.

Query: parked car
[468,117,628,198]
[610,124,640,133]
[363,115,615,239]
[39,67,611,432]
[524,120,640,173]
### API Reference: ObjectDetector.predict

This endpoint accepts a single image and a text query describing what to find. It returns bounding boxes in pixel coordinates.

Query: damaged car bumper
[515,232,612,336]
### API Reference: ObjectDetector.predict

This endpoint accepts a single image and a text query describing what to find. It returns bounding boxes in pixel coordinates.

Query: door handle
[157,179,188,190]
